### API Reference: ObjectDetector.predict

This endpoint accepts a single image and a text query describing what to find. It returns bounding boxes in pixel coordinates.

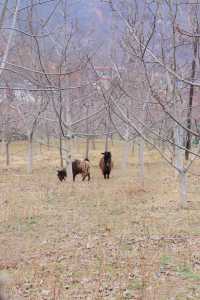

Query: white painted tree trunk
[65,138,72,178]
[179,170,187,208]
[27,134,33,174]
[47,137,50,151]
[73,136,79,153]
[138,137,144,188]
[39,142,42,155]
[174,125,183,172]
[91,139,96,150]
[105,113,109,151]
[105,135,109,152]
[122,126,129,170]
[111,134,114,146]
[1,138,5,155]
[174,125,187,207]
[85,138,89,160]
[131,141,135,154]
[65,96,73,179]
[166,49,187,206]
[59,135,64,168]
[85,105,90,159]
[46,130,50,150]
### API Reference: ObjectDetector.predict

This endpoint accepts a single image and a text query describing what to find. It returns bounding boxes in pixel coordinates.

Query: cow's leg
[88,173,90,181]
[73,174,76,182]
[82,174,86,181]
[104,173,106,179]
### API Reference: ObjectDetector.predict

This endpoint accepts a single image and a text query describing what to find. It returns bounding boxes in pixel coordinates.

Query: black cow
[99,151,113,179]
[57,168,67,182]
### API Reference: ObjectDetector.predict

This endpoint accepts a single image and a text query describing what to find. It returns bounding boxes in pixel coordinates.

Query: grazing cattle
[57,168,67,182]
[72,159,90,182]
[99,151,113,179]
[57,159,90,182]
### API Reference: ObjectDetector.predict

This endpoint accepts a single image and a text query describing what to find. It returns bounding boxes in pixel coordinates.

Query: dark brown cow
[72,159,90,182]
[99,152,113,179]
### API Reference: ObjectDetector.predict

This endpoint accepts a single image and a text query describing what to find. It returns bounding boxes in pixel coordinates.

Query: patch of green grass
[110,208,125,216]
[45,189,56,203]
[15,216,41,232]
[190,227,200,235]
[176,265,200,281]
[160,255,172,267]
[26,216,38,225]
[0,216,40,234]
[175,294,187,300]
[120,243,133,252]
[128,279,144,290]
[104,263,119,276]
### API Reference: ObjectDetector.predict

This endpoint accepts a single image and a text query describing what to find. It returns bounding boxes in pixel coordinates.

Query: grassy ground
[0,140,200,299]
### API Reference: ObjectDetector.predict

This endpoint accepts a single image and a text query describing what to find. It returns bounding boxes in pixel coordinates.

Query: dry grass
[0,140,200,299]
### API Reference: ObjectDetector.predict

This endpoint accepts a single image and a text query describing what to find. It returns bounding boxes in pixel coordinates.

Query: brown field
[0,141,200,299]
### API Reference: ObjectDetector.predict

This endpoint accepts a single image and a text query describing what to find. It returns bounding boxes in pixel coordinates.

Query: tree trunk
[179,170,187,208]
[5,141,10,166]
[45,122,50,150]
[122,126,129,169]
[122,141,129,170]
[105,113,110,151]
[65,96,73,179]
[1,138,5,155]
[85,138,89,160]
[73,136,79,153]
[174,125,184,172]
[131,141,135,154]
[28,134,33,174]
[39,142,42,154]
[174,125,188,206]
[59,135,64,168]
[105,135,109,151]
[185,37,197,160]
[85,105,90,159]
[138,137,144,188]
[91,138,96,150]
[111,134,114,146]
[46,133,50,151]
[65,138,72,178]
